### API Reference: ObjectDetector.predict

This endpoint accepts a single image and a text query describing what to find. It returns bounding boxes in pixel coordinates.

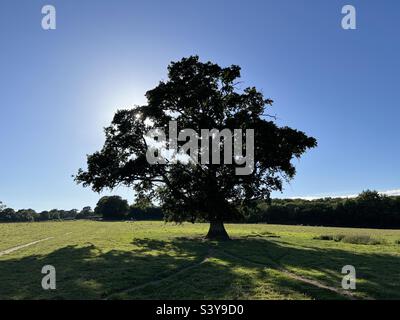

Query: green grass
[0,221,399,300]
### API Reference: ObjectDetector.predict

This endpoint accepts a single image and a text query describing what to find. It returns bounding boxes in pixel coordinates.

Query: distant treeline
[0,205,96,222]
[244,190,400,229]
[0,198,163,223]
[2,191,400,229]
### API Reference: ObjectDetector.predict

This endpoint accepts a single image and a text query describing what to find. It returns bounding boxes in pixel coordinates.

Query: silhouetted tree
[75,56,317,239]
[0,208,15,222]
[77,206,94,219]
[16,209,38,222]
[0,201,5,212]
[94,196,129,220]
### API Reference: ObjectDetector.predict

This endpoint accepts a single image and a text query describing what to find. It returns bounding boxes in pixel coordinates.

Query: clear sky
[1,0,399,211]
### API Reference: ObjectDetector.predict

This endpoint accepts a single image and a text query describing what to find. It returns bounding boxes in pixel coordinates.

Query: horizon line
[288,189,400,201]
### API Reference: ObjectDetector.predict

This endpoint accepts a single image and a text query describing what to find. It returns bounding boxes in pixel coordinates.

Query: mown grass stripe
[0,237,54,257]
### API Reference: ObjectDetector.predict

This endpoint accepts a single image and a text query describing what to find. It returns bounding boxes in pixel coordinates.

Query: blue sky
[1,0,399,211]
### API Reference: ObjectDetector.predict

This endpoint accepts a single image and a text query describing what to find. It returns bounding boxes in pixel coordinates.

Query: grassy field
[0,221,399,300]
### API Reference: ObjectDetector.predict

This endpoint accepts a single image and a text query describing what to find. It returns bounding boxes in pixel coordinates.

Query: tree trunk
[205,220,230,240]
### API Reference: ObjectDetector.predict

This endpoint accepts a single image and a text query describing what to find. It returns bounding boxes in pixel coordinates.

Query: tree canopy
[94,196,129,220]
[75,56,317,239]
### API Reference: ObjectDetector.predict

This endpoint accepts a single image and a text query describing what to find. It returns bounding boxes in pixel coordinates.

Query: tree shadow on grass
[217,238,400,299]
[0,237,398,300]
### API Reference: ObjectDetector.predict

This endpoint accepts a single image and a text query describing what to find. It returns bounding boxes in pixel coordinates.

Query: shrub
[313,235,334,241]
[333,234,345,242]
[313,234,382,245]
[341,235,382,245]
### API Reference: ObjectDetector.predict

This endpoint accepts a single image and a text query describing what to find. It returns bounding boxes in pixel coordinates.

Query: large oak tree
[75,56,317,240]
